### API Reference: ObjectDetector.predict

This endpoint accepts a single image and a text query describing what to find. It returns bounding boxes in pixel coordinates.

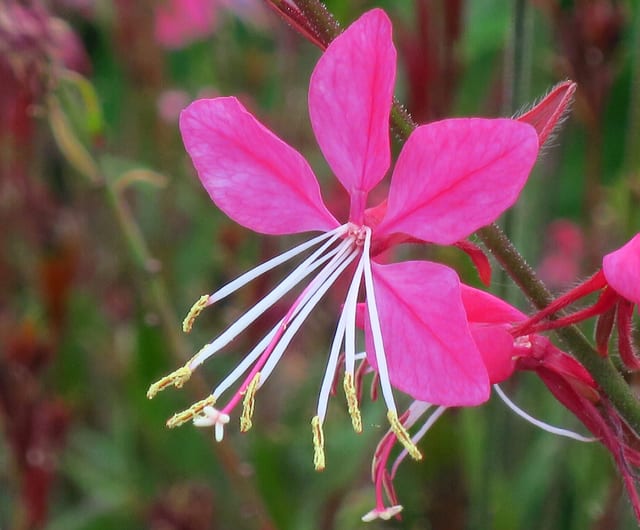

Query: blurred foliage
[1,0,640,529]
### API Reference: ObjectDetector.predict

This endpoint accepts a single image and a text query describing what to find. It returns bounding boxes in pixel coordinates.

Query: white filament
[494,384,596,442]
[213,232,356,400]
[259,246,359,382]
[212,325,280,400]
[404,400,434,428]
[316,302,348,423]
[207,225,348,304]
[391,405,447,478]
[343,253,365,378]
[362,228,397,415]
[188,234,353,369]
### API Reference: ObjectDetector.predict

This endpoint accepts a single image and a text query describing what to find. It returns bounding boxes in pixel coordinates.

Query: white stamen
[212,325,280,400]
[208,225,348,305]
[212,239,352,399]
[361,228,397,414]
[391,405,447,478]
[189,235,353,369]
[260,247,360,382]
[344,253,365,377]
[404,400,434,428]
[316,302,348,423]
[212,238,357,401]
[494,384,596,442]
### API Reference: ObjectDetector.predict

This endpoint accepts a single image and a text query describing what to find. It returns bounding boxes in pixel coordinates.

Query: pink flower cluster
[148,8,640,522]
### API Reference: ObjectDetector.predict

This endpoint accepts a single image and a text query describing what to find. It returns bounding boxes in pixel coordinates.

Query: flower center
[347,222,368,247]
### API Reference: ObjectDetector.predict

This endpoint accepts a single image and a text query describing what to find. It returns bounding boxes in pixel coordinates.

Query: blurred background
[1,0,640,528]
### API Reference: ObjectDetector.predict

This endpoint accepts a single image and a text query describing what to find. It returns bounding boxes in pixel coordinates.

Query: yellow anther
[166,395,216,428]
[147,365,192,399]
[311,416,326,471]
[182,294,210,333]
[387,410,422,461]
[343,373,362,433]
[240,372,261,433]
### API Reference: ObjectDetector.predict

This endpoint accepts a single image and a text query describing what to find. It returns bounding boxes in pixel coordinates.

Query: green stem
[294,0,341,45]
[286,1,640,436]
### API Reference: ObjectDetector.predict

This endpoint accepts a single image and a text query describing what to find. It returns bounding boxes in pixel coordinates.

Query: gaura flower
[148,9,539,468]
[363,285,529,521]
[367,285,640,522]
[515,232,640,369]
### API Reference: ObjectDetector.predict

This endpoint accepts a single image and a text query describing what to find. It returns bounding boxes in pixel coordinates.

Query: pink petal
[454,240,492,286]
[470,325,517,384]
[460,284,526,323]
[180,97,339,235]
[460,285,525,383]
[602,233,640,305]
[365,261,490,406]
[376,119,539,244]
[308,9,395,220]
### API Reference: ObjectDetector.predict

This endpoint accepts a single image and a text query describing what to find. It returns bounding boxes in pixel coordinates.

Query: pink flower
[148,9,538,468]
[469,287,640,522]
[516,232,640,368]
[368,285,640,522]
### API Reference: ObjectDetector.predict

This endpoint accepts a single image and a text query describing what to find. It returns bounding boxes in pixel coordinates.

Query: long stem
[285,0,640,436]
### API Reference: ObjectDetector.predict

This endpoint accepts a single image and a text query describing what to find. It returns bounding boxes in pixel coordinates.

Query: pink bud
[517,80,577,146]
